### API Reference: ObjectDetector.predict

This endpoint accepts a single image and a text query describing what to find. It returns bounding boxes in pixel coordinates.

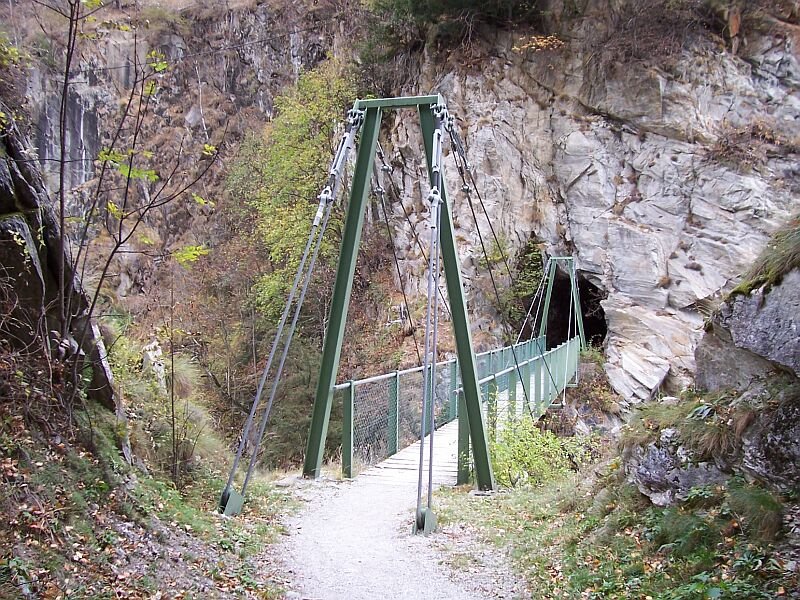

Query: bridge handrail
[332,336,545,391]
[338,335,581,479]
[474,337,576,387]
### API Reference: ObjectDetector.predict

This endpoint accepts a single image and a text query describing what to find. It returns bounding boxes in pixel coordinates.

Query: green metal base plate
[413,507,438,536]
[220,488,244,516]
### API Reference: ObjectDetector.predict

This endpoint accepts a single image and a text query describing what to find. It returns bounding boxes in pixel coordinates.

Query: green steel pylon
[538,257,586,350]
[302,95,495,491]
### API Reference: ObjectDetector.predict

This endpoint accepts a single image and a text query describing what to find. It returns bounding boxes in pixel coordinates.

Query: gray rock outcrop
[626,258,800,504]
[382,3,798,401]
[625,427,728,506]
[0,106,116,411]
[721,270,800,377]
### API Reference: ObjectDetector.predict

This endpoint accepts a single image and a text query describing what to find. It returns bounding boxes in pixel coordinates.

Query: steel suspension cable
[221,194,328,503]
[415,109,448,532]
[221,109,364,506]
[371,164,423,365]
[514,260,549,345]
[242,199,336,493]
[426,202,443,513]
[416,193,440,528]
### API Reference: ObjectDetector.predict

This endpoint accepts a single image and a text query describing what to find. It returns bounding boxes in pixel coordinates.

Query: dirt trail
[276,439,527,600]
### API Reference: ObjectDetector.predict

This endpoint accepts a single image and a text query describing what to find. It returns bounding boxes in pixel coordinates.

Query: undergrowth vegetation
[489,417,600,488]
[440,377,796,598]
[438,459,793,598]
[0,335,292,598]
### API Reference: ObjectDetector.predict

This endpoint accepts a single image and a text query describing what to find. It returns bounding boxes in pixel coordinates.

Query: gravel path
[276,424,528,599]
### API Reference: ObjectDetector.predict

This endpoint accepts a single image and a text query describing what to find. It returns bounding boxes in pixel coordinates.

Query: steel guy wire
[221,193,326,502]
[240,109,364,493]
[371,162,423,365]
[242,197,335,494]
[427,212,442,511]
[446,128,560,415]
[222,109,363,503]
[514,258,549,345]
[416,192,440,528]
[416,110,447,529]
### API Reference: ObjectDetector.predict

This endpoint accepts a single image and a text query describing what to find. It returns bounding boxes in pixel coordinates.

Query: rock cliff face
[0,105,115,410]
[11,1,799,402]
[383,2,799,401]
[624,264,799,503]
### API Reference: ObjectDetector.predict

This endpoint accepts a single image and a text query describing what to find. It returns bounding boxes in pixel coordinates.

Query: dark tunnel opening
[533,267,608,349]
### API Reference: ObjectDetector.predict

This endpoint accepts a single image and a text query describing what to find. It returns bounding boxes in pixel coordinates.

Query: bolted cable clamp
[427,187,441,206]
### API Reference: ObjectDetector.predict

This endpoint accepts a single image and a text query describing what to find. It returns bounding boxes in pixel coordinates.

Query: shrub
[489,416,594,487]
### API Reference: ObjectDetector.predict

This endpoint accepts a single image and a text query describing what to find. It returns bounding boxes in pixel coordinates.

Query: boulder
[721,270,800,378]
[625,428,728,506]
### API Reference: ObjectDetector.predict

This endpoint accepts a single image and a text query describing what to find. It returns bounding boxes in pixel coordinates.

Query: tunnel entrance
[534,267,607,349]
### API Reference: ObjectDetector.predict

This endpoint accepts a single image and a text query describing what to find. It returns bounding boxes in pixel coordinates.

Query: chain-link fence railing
[337,337,549,476]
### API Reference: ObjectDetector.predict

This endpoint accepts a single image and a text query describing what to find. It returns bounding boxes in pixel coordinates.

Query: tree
[228,59,355,331]
[18,1,220,412]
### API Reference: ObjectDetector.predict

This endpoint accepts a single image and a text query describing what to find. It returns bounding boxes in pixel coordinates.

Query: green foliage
[497,238,544,330]
[146,49,168,73]
[228,60,356,322]
[436,465,790,599]
[0,32,27,108]
[489,416,594,487]
[0,33,24,69]
[732,214,800,296]
[664,570,772,600]
[173,244,210,268]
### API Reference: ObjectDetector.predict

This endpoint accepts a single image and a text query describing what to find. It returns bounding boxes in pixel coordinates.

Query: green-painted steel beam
[419,104,495,491]
[538,260,557,340]
[448,360,458,422]
[355,95,442,110]
[303,106,382,479]
[388,371,399,455]
[342,381,354,478]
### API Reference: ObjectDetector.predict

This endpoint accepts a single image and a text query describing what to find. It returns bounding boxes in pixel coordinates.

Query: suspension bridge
[219,96,587,536]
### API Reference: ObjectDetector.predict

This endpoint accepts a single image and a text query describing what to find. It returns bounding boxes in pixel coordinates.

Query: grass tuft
[727,479,784,542]
[732,214,800,295]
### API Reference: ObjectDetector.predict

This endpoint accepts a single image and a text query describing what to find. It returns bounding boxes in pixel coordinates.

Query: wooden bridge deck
[356,420,459,486]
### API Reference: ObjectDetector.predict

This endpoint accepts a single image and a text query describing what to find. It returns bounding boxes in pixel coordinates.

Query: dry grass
[733,214,800,295]
[727,479,784,542]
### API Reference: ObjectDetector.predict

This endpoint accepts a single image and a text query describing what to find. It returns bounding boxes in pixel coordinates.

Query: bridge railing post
[342,380,354,479]
[533,356,542,416]
[388,371,399,456]
[508,365,518,423]
[522,358,531,414]
[448,359,458,422]
[457,391,470,485]
[487,378,498,445]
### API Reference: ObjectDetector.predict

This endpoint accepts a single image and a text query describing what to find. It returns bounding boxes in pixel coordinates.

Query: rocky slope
[8,0,799,403]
